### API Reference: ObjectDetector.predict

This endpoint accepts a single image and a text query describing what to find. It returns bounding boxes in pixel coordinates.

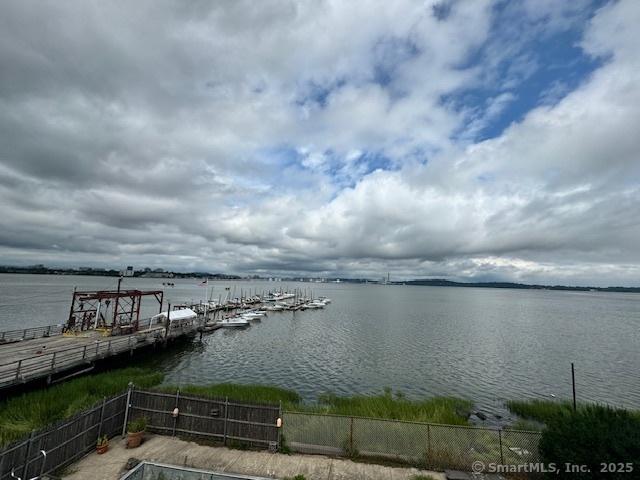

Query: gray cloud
[0,0,639,286]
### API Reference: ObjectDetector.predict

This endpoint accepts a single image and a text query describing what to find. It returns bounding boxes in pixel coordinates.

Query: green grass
[157,383,302,405]
[506,399,577,424]
[1,374,471,450]
[507,399,640,428]
[509,418,543,432]
[0,367,163,446]
[161,384,472,424]
[299,389,472,425]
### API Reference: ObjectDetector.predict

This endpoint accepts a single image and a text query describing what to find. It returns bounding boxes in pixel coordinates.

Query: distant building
[122,266,134,277]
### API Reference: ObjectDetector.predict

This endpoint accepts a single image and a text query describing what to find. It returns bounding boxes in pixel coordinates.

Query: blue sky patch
[445,0,608,143]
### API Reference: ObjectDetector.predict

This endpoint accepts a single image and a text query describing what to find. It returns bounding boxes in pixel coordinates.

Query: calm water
[1,274,639,420]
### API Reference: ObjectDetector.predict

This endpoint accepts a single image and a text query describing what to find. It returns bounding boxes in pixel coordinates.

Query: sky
[1,0,639,286]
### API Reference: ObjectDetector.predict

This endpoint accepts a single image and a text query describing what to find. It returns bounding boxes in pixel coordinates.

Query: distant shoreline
[403,279,640,293]
[1,267,639,293]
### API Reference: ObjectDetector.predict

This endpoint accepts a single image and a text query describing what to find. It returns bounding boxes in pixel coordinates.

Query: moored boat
[218,317,250,328]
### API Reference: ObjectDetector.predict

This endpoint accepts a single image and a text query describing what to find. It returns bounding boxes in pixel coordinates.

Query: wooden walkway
[0,321,197,390]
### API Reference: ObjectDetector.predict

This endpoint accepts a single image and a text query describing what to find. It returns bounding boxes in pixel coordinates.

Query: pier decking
[0,320,196,390]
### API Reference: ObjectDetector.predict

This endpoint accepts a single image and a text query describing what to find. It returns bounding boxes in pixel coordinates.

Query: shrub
[539,404,640,479]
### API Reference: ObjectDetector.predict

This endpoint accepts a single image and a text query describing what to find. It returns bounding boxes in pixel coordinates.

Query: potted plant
[126,416,147,448]
[96,435,109,454]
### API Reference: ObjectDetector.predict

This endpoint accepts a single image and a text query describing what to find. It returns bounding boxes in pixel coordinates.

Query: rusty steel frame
[66,288,163,332]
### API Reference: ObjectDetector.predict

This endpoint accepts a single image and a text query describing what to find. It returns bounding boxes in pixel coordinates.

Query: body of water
[1,274,639,421]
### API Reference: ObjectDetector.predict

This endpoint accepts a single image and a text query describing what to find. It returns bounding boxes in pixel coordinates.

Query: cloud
[0,0,639,286]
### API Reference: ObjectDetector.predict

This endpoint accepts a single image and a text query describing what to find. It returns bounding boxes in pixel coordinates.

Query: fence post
[499,429,504,465]
[15,359,22,380]
[277,401,282,450]
[121,383,134,437]
[223,397,229,445]
[97,397,107,440]
[22,430,35,480]
[51,352,57,370]
[172,389,180,437]
[426,423,432,467]
[349,417,354,455]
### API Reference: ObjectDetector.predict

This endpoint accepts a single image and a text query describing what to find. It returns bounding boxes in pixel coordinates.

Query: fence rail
[127,389,281,447]
[0,392,127,480]
[0,391,543,479]
[283,411,542,473]
[0,325,64,344]
[0,388,281,480]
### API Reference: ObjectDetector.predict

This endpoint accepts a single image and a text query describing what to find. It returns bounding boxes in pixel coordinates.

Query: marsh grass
[157,383,302,405]
[305,390,473,425]
[160,384,472,425]
[507,398,640,429]
[506,399,577,424]
[1,373,472,450]
[0,367,162,446]
[509,418,543,432]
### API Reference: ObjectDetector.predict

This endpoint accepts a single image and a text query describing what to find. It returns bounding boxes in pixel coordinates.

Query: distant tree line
[404,279,640,293]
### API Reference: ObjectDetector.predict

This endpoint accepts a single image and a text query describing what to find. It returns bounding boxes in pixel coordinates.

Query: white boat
[241,311,266,321]
[305,302,325,309]
[265,303,288,311]
[264,305,282,311]
[318,296,332,304]
[218,317,249,328]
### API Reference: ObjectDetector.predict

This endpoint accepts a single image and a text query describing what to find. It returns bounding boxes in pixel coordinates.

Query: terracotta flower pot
[127,430,144,448]
[96,444,109,454]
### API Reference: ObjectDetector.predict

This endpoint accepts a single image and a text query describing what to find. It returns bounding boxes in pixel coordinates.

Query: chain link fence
[283,411,541,471]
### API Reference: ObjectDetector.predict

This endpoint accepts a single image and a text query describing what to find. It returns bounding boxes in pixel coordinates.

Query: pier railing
[0,317,202,390]
[0,329,165,389]
[283,411,542,474]
[0,324,64,344]
[0,388,280,479]
[0,316,161,345]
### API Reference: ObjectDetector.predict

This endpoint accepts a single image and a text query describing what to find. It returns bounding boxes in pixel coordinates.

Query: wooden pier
[0,319,197,391]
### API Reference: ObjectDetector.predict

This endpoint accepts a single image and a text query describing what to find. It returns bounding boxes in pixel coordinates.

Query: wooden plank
[0,322,198,390]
